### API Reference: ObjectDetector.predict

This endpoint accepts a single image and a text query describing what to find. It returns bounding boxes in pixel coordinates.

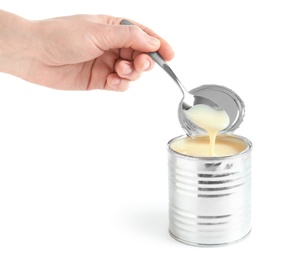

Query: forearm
[0,10,35,79]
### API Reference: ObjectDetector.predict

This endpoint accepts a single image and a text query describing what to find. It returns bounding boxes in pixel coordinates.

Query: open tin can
[168,134,252,246]
[168,85,252,246]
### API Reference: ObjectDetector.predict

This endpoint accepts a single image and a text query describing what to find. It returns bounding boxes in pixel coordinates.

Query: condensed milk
[170,134,248,157]
[172,104,247,157]
[183,104,230,156]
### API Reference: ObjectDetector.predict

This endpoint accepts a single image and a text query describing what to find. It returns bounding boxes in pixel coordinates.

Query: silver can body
[168,134,252,246]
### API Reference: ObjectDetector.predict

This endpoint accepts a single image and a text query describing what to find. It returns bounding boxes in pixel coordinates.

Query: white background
[0,0,296,259]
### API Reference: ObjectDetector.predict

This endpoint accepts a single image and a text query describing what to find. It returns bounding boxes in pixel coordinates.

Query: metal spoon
[120,20,228,136]
[146,51,224,136]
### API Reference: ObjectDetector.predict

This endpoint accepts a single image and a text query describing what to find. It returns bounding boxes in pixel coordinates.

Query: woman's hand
[0,10,174,91]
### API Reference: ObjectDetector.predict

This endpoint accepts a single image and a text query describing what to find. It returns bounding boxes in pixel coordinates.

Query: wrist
[0,10,36,79]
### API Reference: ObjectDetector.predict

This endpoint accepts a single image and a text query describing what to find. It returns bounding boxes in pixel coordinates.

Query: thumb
[97,24,161,52]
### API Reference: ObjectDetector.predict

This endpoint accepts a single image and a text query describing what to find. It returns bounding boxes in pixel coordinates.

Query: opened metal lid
[187,84,245,135]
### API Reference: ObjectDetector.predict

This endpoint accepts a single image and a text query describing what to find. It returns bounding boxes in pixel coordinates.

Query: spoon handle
[120,19,187,96]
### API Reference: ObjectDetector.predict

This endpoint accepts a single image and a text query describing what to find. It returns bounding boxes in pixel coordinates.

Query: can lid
[189,84,245,134]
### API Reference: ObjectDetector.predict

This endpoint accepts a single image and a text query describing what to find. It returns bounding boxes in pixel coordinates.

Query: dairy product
[184,104,230,156]
[170,135,247,157]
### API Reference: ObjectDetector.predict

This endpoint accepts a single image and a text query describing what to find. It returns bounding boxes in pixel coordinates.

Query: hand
[0,11,174,91]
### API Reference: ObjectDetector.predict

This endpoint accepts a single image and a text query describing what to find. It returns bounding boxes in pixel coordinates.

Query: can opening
[169,134,250,158]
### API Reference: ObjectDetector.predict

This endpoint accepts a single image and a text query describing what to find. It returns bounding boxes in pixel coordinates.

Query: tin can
[167,134,252,246]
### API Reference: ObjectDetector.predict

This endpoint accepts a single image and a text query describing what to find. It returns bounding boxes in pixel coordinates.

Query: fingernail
[148,37,160,47]
[142,60,150,71]
[123,64,133,75]
[111,77,121,85]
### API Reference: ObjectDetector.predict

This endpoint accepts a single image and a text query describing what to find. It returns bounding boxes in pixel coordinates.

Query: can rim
[167,134,252,160]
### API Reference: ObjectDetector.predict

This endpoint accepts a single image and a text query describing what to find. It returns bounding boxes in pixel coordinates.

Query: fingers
[106,74,130,92]
[97,24,161,53]
[94,15,174,62]
[133,53,154,71]
[116,54,154,78]
[90,15,175,91]
[119,19,175,62]
[104,54,154,91]
[138,25,175,62]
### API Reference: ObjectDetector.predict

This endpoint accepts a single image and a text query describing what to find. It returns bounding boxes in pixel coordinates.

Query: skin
[0,10,174,91]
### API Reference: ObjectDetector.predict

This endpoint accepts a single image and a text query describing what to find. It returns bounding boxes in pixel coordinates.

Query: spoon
[120,19,224,136]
